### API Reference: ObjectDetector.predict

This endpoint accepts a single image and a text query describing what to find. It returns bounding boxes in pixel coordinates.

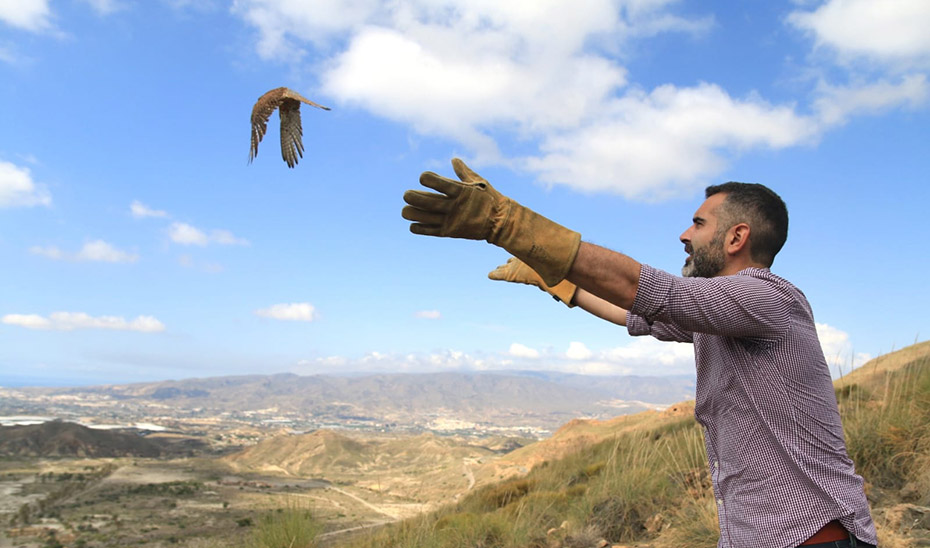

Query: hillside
[0,420,163,458]
[338,341,930,548]
[223,429,503,507]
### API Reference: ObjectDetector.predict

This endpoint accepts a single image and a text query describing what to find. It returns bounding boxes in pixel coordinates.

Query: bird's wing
[249,89,284,164]
[279,97,304,169]
[281,88,331,111]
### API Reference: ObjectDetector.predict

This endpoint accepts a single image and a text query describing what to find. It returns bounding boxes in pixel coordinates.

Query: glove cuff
[489,200,581,287]
[547,279,578,308]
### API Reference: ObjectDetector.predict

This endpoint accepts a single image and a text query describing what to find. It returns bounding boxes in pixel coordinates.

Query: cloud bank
[231,0,930,200]
[2,312,165,332]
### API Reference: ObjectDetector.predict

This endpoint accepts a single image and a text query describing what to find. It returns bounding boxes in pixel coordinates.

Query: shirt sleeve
[630,264,792,340]
[626,311,694,342]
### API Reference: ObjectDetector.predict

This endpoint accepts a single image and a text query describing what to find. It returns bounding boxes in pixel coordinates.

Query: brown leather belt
[801,520,849,545]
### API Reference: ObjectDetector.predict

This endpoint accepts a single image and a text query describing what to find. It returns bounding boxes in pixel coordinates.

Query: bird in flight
[249,87,331,168]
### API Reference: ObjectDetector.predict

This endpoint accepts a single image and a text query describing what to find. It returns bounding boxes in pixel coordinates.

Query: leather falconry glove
[489,257,578,308]
[402,159,581,287]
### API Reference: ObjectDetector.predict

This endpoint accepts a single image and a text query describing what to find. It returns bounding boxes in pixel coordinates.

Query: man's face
[680,193,728,278]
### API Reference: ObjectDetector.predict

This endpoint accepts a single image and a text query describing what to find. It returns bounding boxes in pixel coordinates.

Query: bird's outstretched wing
[249,87,330,168]
[279,98,304,169]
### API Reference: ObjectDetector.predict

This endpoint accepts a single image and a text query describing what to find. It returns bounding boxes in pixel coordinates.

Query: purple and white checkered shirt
[627,264,877,548]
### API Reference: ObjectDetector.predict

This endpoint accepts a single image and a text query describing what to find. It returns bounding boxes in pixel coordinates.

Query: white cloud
[0,0,52,32]
[565,341,593,360]
[234,0,927,200]
[816,322,871,374]
[524,83,819,199]
[30,240,139,263]
[236,1,787,199]
[2,312,165,332]
[788,0,930,69]
[255,302,318,322]
[291,335,697,376]
[508,343,539,359]
[415,309,441,320]
[76,240,138,263]
[130,200,169,219]
[813,74,930,126]
[167,222,249,246]
[0,161,51,208]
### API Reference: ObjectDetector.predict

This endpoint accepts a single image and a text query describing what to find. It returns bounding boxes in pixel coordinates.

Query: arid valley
[0,371,693,547]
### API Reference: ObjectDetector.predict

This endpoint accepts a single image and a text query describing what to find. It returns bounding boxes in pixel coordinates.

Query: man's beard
[682,234,726,278]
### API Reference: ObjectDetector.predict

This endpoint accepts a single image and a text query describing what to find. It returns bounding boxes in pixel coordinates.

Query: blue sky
[1,0,928,386]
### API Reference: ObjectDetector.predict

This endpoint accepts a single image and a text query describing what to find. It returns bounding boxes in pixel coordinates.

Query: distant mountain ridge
[4,371,695,432]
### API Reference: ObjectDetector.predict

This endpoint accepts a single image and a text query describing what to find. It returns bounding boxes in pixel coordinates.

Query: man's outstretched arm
[403,159,639,311]
[573,287,630,326]
[488,255,630,326]
[568,242,641,312]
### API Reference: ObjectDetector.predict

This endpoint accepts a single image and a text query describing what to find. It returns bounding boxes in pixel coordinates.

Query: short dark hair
[705,182,788,267]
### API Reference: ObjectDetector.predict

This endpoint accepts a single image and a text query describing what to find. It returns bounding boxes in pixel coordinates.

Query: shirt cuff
[626,312,652,336]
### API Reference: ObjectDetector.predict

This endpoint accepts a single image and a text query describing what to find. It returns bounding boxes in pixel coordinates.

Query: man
[401,159,877,548]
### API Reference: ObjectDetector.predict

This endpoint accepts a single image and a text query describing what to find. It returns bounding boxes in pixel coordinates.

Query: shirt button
[717,498,723,505]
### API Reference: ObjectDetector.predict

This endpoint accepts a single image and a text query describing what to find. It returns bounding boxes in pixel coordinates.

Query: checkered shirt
[627,264,877,548]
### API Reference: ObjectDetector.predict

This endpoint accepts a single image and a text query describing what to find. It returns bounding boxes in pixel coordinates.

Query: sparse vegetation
[342,343,930,548]
[245,503,323,548]
[3,343,928,547]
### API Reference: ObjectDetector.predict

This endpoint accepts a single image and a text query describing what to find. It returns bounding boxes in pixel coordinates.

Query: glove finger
[488,257,520,281]
[403,189,452,212]
[452,158,486,184]
[419,171,464,197]
[402,205,446,226]
[409,223,442,236]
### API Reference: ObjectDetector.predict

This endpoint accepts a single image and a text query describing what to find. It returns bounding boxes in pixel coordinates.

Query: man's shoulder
[735,267,810,305]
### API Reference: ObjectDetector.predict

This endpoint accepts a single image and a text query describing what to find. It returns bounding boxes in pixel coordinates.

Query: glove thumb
[451,158,487,184]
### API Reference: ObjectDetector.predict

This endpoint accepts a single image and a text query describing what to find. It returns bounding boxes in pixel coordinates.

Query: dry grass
[329,341,930,548]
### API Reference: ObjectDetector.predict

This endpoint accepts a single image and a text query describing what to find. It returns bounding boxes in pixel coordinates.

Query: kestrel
[249,87,330,168]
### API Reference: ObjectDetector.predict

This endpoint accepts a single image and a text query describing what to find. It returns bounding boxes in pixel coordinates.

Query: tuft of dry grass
[244,500,323,548]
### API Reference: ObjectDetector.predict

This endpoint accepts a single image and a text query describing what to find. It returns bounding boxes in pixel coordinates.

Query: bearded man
[401,159,877,548]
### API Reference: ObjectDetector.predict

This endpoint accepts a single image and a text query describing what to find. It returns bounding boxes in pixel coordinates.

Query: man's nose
[680,227,691,244]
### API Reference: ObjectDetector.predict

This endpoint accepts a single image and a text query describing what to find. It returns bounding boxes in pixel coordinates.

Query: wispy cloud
[130,200,169,219]
[414,309,441,320]
[0,0,52,32]
[255,302,318,322]
[787,0,930,70]
[812,74,929,126]
[167,222,249,246]
[30,240,139,263]
[0,160,51,208]
[79,0,122,15]
[2,312,165,332]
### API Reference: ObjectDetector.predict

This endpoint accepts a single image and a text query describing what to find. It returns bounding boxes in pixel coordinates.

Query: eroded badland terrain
[0,371,691,547]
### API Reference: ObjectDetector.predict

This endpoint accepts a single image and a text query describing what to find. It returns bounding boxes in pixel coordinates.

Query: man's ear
[726,223,751,256]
